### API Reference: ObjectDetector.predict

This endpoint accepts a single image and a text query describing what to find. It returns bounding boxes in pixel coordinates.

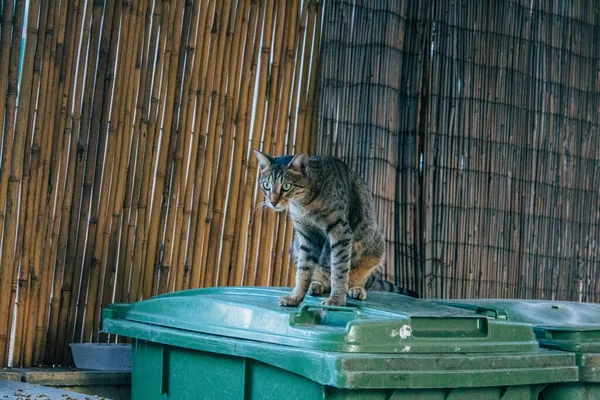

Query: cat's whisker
[253,201,268,214]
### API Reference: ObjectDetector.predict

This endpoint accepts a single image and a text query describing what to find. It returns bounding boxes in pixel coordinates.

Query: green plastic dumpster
[102,287,578,399]
[430,299,600,400]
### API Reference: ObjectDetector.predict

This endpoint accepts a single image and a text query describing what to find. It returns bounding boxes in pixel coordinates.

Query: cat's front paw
[308,281,325,296]
[278,294,303,307]
[322,296,346,306]
[348,286,367,300]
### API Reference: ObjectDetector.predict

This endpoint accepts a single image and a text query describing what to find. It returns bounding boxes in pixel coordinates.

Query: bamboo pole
[103,0,151,340]
[229,0,267,287]
[268,0,294,284]
[205,0,252,287]
[129,0,165,303]
[99,0,148,339]
[144,0,179,298]
[238,0,275,286]
[140,0,185,299]
[197,0,239,288]
[295,0,317,154]
[66,0,117,360]
[222,0,261,287]
[101,0,144,310]
[115,0,151,307]
[92,0,138,336]
[156,0,197,294]
[202,0,242,287]
[19,0,64,364]
[21,0,63,365]
[8,3,43,365]
[30,0,86,365]
[0,0,26,365]
[53,0,107,361]
[280,2,309,288]
[303,0,322,156]
[31,55,64,366]
[118,0,155,305]
[10,0,48,366]
[45,0,95,360]
[188,0,233,288]
[83,0,136,342]
[146,0,181,296]
[172,0,212,292]
[181,0,219,290]
[186,0,231,289]
[155,2,209,290]
[0,0,15,208]
[284,0,318,282]
[12,0,52,366]
[157,0,195,294]
[75,0,122,344]
[0,0,14,141]
[253,0,288,287]
[154,0,192,295]
[270,0,299,285]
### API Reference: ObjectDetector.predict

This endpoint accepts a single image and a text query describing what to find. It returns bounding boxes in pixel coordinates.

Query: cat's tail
[365,267,419,298]
[368,278,419,298]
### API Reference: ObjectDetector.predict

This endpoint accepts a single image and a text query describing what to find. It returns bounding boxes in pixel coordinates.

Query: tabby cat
[254,150,416,306]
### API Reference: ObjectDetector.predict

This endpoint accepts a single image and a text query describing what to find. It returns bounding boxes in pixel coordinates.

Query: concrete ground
[0,379,106,399]
[0,368,129,400]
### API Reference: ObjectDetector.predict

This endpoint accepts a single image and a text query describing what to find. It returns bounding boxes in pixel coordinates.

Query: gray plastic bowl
[70,343,132,371]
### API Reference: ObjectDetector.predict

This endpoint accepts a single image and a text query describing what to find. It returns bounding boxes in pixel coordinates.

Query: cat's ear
[253,149,272,172]
[288,153,309,175]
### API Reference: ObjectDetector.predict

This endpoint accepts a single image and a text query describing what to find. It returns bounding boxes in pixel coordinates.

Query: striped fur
[254,150,416,306]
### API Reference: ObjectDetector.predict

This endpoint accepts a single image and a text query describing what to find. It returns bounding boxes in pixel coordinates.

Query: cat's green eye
[262,181,271,191]
[282,183,292,191]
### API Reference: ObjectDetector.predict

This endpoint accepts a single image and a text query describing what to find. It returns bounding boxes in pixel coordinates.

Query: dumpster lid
[431,299,600,353]
[105,287,539,354]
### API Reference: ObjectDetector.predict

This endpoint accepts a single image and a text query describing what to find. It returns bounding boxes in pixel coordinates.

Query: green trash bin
[102,287,577,399]
[430,299,600,399]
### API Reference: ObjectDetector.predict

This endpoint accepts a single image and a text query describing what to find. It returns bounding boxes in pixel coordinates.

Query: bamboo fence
[420,0,600,301]
[316,0,428,295]
[0,0,599,369]
[0,0,322,367]
[316,0,600,301]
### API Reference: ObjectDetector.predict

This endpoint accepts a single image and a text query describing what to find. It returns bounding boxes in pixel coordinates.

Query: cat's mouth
[270,203,288,212]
